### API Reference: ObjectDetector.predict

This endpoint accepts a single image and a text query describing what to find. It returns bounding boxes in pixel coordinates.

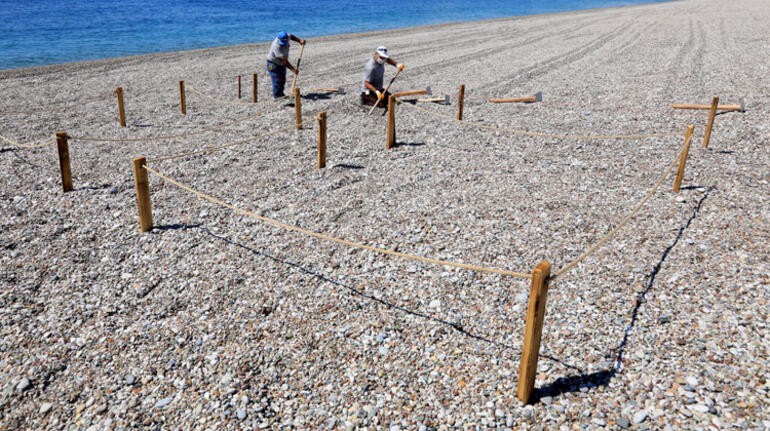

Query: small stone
[237,408,247,420]
[689,404,709,414]
[617,416,630,429]
[155,396,174,409]
[39,403,53,414]
[592,418,606,426]
[429,299,441,309]
[495,408,505,418]
[378,346,388,355]
[376,333,387,343]
[685,376,699,387]
[658,315,670,324]
[16,378,31,392]
[125,374,135,385]
[633,411,648,424]
[522,406,535,418]
[540,396,553,405]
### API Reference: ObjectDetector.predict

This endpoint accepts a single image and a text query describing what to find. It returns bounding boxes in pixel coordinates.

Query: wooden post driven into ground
[387,95,396,149]
[517,260,551,404]
[317,111,327,169]
[252,73,258,103]
[673,125,695,193]
[294,87,302,130]
[55,131,73,192]
[115,87,126,127]
[457,84,465,121]
[238,75,242,99]
[703,96,719,148]
[178,80,186,115]
[132,157,153,232]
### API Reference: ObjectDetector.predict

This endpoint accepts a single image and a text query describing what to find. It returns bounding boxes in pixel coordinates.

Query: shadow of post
[536,187,714,400]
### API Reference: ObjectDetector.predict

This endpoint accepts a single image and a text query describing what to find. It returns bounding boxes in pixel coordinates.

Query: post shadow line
[535,187,714,400]
[186,225,582,373]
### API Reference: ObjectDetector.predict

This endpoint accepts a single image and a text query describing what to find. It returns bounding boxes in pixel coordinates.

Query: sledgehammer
[672,99,745,112]
[310,87,345,95]
[392,85,432,99]
[418,94,451,105]
[489,91,543,104]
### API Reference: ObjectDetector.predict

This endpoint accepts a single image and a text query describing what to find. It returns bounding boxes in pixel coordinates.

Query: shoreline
[1,0,768,428]
[0,0,672,79]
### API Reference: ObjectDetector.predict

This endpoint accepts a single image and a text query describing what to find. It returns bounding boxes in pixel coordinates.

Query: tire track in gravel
[301,14,621,91]
[395,15,621,78]
[483,22,631,92]
[647,18,696,104]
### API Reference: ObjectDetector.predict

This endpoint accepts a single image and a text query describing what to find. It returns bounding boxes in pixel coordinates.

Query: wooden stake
[317,111,327,169]
[457,84,465,121]
[673,125,695,193]
[55,131,72,192]
[252,73,258,103]
[703,96,719,148]
[178,80,186,115]
[517,260,551,404]
[115,86,126,127]
[293,87,302,130]
[238,75,242,99]
[387,95,396,149]
[132,157,153,232]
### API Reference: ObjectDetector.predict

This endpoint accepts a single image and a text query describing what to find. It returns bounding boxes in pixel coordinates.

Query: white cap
[375,46,389,59]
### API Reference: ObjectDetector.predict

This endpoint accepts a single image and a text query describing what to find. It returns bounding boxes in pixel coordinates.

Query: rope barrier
[550,154,681,280]
[147,124,297,163]
[0,133,54,149]
[144,165,532,279]
[187,84,259,107]
[399,100,680,140]
[69,112,262,143]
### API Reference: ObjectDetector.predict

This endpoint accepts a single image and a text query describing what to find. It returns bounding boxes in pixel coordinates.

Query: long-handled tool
[489,91,542,104]
[368,68,402,115]
[672,99,745,112]
[290,43,306,94]
[310,87,345,95]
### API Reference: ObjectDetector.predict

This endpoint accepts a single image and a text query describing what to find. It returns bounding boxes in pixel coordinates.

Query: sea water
[0,0,667,70]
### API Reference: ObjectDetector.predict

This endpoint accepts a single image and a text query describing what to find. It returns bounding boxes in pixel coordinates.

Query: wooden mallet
[489,91,543,104]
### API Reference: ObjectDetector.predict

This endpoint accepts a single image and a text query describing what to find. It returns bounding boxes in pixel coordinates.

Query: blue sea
[0,0,667,70]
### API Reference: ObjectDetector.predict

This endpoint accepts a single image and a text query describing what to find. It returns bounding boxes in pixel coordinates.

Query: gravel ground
[1,0,768,429]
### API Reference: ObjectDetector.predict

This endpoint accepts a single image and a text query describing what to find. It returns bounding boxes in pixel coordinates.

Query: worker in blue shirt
[266,31,306,99]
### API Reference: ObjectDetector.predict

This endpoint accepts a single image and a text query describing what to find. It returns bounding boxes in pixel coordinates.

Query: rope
[148,125,297,163]
[144,165,532,279]
[551,153,682,280]
[399,101,680,140]
[69,112,261,143]
[187,85,259,107]
[0,133,54,149]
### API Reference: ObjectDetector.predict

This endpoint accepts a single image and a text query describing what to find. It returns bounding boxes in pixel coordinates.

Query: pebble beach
[1,0,768,429]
